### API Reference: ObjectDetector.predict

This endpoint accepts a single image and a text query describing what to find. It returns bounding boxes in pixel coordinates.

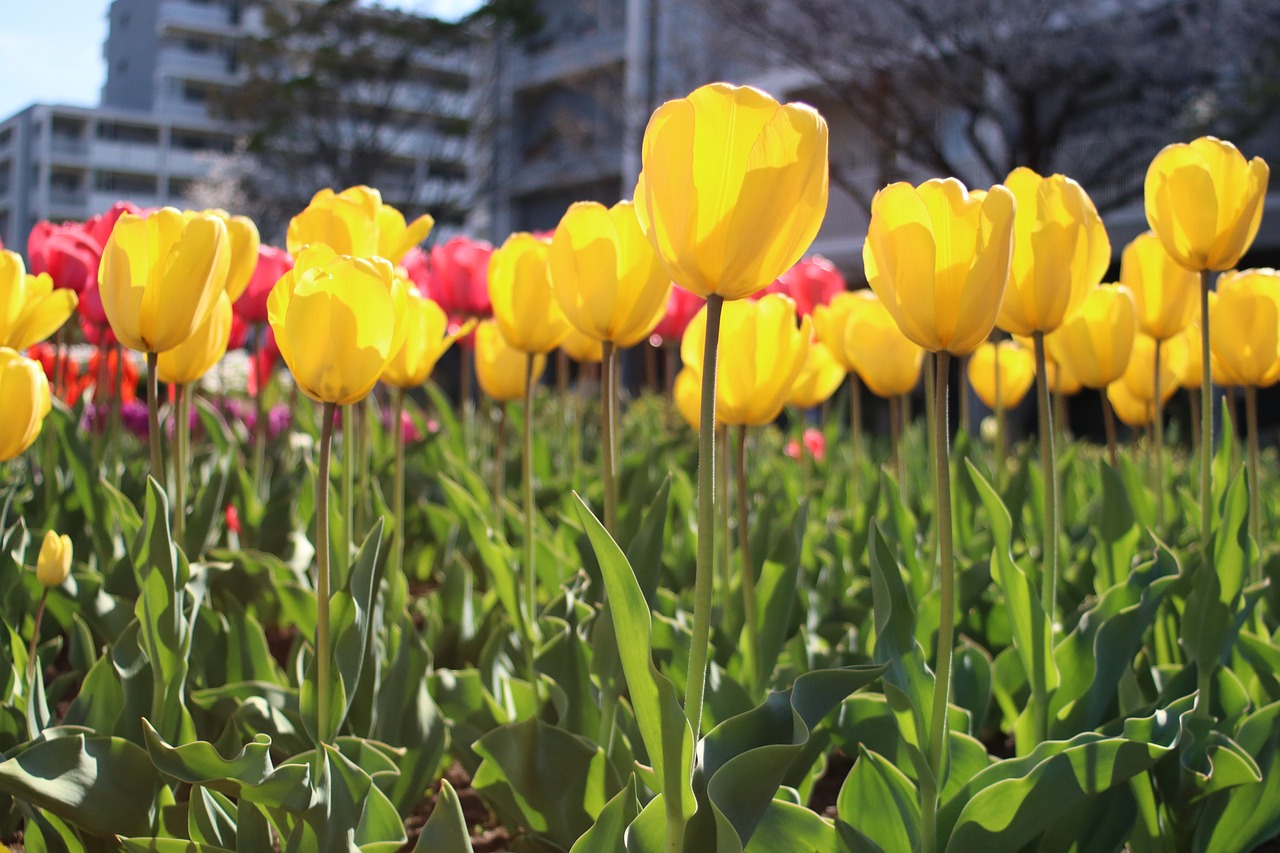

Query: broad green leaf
[1193,700,1280,852]
[835,745,920,853]
[1090,461,1140,595]
[413,779,471,853]
[741,796,835,852]
[570,774,639,853]
[120,841,235,853]
[1182,472,1248,692]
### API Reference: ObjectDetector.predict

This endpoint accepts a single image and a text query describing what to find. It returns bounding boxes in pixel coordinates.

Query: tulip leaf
[0,732,161,837]
[440,476,521,632]
[573,493,696,823]
[1182,472,1248,690]
[412,779,472,853]
[835,745,921,853]
[626,476,672,610]
[1193,700,1280,852]
[740,796,836,852]
[570,774,639,853]
[1091,461,1141,594]
[120,841,236,853]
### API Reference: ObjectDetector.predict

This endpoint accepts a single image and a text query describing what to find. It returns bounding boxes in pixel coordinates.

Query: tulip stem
[994,348,1006,492]
[717,424,731,611]
[316,401,337,744]
[341,404,355,584]
[111,346,124,466]
[147,352,164,487]
[492,402,506,527]
[1101,390,1119,468]
[1246,386,1261,586]
[924,355,938,573]
[1153,340,1165,531]
[890,395,905,493]
[685,293,723,741]
[392,388,406,579]
[1033,332,1058,632]
[958,353,970,436]
[735,425,760,692]
[173,384,188,550]
[26,589,48,690]
[252,324,269,502]
[1200,270,1214,563]
[601,341,618,533]
[922,351,954,853]
[460,350,473,459]
[849,373,863,502]
[522,353,540,652]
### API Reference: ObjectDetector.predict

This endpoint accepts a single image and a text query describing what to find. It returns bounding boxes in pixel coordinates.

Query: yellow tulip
[634,82,829,301]
[99,208,231,354]
[968,340,1036,410]
[673,366,704,431]
[844,293,925,398]
[1107,380,1155,428]
[812,290,873,372]
[1144,137,1270,272]
[560,328,604,364]
[549,200,671,347]
[0,347,51,461]
[864,178,1015,355]
[0,251,77,351]
[682,293,811,425]
[382,289,471,389]
[1175,322,1203,389]
[996,168,1110,336]
[36,529,72,588]
[475,319,546,402]
[157,292,233,386]
[204,210,260,302]
[267,244,408,406]
[489,233,572,354]
[286,185,434,263]
[1044,285,1136,389]
[1122,333,1184,405]
[1119,231,1198,340]
[787,340,846,408]
[1209,269,1280,387]
[1046,355,1082,396]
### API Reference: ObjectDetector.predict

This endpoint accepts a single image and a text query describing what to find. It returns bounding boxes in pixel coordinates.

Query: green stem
[1200,270,1214,563]
[1154,339,1165,531]
[1246,385,1261,586]
[958,353,970,436]
[736,425,760,692]
[684,293,723,741]
[849,372,863,502]
[341,403,355,583]
[356,396,373,536]
[994,345,1005,492]
[716,423,731,609]
[252,323,268,502]
[1033,333,1058,629]
[173,384,188,550]
[924,354,938,575]
[147,352,163,486]
[894,395,907,496]
[316,401,337,743]
[393,388,406,579]
[460,349,473,460]
[492,403,506,527]
[923,351,954,853]
[26,589,48,688]
[522,353,539,649]
[601,341,618,533]
[1102,390,1118,468]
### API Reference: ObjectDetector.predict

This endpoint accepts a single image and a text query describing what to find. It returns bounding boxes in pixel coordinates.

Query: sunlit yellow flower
[0,251,77,350]
[475,319,546,402]
[489,233,572,354]
[0,347,51,461]
[634,82,828,300]
[560,328,604,363]
[382,289,472,389]
[1175,322,1203,389]
[845,293,925,398]
[673,366,704,431]
[864,178,1015,355]
[1107,380,1155,428]
[286,185,433,263]
[156,292,232,385]
[682,293,811,425]
[997,168,1110,336]
[812,290,873,372]
[99,208,231,353]
[787,340,845,408]
[1144,137,1270,272]
[968,340,1035,409]
[549,200,671,346]
[267,244,408,405]
[1122,333,1184,405]
[203,210,260,302]
[1046,354,1082,396]
[36,529,72,588]
[1119,231,1198,340]
[1045,285,1136,389]
[1209,269,1280,387]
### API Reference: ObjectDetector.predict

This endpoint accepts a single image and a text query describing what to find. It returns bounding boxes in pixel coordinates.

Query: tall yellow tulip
[560,328,604,364]
[0,348,51,462]
[968,340,1035,410]
[682,293,811,425]
[997,168,1110,337]
[157,292,233,386]
[549,200,671,346]
[787,340,845,409]
[864,178,1015,355]
[489,233,572,355]
[1123,333,1184,405]
[1120,231,1198,340]
[475,320,545,402]
[1145,137,1270,273]
[1176,322,1203,390]
[99,208,231,354]
[634,82,829,301]
[1107,380,1155,428]
[286,186,434,263]
[204,210,261,302]
[267,244,408,406]
[1045,285,1136,389]
[381,290,471,389]
[0,251,77,351]
[1209,270,1280,388]
[812,290,870,372]
[844,293,925,399]
[673,366,703,431]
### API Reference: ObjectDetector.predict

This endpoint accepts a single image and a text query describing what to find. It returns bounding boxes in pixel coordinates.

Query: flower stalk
[316,401,337,744]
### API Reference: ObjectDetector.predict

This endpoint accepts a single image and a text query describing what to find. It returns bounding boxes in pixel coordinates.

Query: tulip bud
[36,530,72,588]
[475,320,546,402]
[787,340,845,409]
[1208,269,1280,388]
[1120,232,1198,340]
[1044,285,1137,389]
[381,290,471,389]
[488,233,572,354]
[287,185,433,263]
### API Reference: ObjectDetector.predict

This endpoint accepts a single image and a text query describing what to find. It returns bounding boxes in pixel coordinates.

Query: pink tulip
[423,236,494,319]
[757,256,846,317]
[27,221,101,294]
[234,245,294,325]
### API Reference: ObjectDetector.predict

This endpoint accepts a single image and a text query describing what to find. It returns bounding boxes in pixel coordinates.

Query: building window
[94,171,158,196]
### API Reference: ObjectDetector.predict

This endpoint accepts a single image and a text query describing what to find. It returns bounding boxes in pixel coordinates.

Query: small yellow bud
[36,530,71,588]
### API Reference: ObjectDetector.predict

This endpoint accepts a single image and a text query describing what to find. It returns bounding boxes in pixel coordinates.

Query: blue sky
[0,0,482,120]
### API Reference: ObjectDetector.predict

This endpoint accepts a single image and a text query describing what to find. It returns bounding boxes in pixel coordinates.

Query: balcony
[49,136,90,161]
[416,177,468,208]
[508,32,626,91]
[157,1,240,36]
[90,140,164,173]
[156,47,244,86]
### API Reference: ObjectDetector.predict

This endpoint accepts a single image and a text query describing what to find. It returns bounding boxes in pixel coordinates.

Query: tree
[700,0,1280,212]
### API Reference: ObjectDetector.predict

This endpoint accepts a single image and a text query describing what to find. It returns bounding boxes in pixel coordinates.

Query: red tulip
[247,325,280,397]
[82,201,142,251]
[649,285,703,346]
[27,221,101,294]
[234,245,294,325]
[424,236,493,319]
[757,256,846,317]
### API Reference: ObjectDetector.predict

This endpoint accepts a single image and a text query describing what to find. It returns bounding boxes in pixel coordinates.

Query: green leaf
[440,476,520,629]
[413,779,472,853]
[0,733,160,837]
[626,476,672,610]
[1090,461,1140,595]
[741,796,835,852]
[120,841,235,853]
[835,745,921,853]
[1193,700,1280,852]
[573,493,696,823]
[570,774,639,853]
[1182,472,1249,688]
